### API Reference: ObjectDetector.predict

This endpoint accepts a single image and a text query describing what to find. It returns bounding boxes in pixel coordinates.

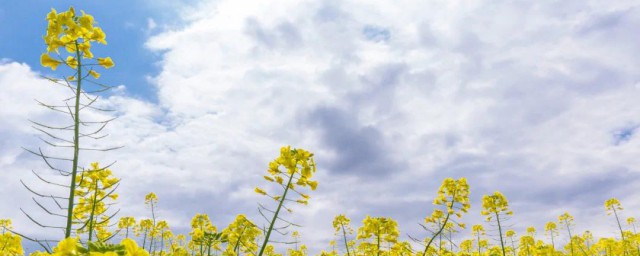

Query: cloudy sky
[2,0,640,253]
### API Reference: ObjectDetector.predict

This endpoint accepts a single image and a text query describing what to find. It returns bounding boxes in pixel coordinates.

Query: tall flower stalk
[559,212,575,256]
[333,214,354,256]
[31,6,117,240]
[255,146,317,256]
[481,191,513,256]
[420,178,470,256]
[605,198,628,255]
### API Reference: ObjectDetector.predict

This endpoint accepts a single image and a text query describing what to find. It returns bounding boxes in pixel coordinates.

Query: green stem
[233,226,247,253]
[566,223,574,256]
[65,40,82,238]
[613,208,628,256]
[422,197,455,256]
[341,223,352,256]
[376,228,381,256]
[257,172,295,256]
[495,212,506,256]
[150,201,156,253]
[160,231,165,255]
[142,231,147,250]
[421,213,451,256]
[87,179,99,242]
[477,231,482,256]
[510,237,516,256]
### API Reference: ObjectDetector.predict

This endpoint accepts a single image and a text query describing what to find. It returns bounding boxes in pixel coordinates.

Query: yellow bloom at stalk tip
[98,57,115,68]
[481,191,512,221]
[332,214,353,234]
[506,229,516,237]
[145,192,158,205]
[41,54,62,70]
[43,7,113,75]
[604,198,623,215]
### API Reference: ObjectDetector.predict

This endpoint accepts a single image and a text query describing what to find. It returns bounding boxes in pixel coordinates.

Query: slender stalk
[438,225,442,252]
[150,201,156,253]
[160,231,165,255]
[510,236,516,256]
[376,228,381,256]
[233,226,247,253]
[477,230,482,256]
[631,223,640,256]
[422,213,451,256]
[341,223,352,256]
[87,179,99,241]
[142,231,147,250]
[422,193,456,256]
[495,212,506,256]
[65,40,82,238]
[566,223,574,256]
[612,208,628,256]
[257,172,295,256]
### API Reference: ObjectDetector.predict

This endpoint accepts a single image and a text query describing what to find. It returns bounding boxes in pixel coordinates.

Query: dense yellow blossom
[222,214,261,255]
[41,7,114,73]
[73,162,119,241]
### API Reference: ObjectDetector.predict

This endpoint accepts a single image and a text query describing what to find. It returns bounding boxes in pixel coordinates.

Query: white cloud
[2,0,640,254]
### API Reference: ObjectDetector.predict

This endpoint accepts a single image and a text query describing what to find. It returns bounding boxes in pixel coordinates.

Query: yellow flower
[604,198,623,215]
[89,27,107,44]
[98,57,114,68]
[121,238,149,256]
[481,191,512,221]
[52,237,80,255]
[89,252,119,256]
[254,187,267,196]
[41,54,62,70]
[144,192,158,205]
[79,11,95,30]
[66,56,78,69]
[332,214,353,235]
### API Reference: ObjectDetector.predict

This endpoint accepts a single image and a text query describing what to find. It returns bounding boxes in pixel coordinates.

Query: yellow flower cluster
[480,191,513,221]
[41,7,114,72]
[0,222,24,256]
[558,212,574,227]
[73,162,119,241]
[287,244,308,256]
[144,193,158,208]
[118,217,136,238]
[188,213,219,253]
[332,215,353,235]
[256,146,317,205]
[31,237,149,256]
[426,178,470,229]
[605,197,623,215]
[356,216,400,255]
[357,216,399,243]
[221,214,261,254]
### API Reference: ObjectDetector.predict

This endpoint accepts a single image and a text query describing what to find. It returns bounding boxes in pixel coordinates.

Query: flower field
[1,5,639,256]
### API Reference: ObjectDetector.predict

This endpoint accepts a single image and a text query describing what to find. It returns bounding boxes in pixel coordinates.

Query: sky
[1,0,640,254]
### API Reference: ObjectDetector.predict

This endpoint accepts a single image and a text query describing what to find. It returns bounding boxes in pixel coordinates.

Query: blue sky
[0,0,190,100]
[2,0,640,254]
